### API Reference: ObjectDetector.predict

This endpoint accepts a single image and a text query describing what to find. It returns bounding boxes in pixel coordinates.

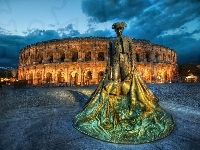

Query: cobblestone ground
[0,83,200,150]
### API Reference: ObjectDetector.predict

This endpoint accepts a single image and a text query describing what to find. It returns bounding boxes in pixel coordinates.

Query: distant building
[185,74,198,82]
[0,67,18,84]
[18,37,178,85]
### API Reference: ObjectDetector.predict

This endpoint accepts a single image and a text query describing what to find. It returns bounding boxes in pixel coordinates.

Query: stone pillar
[78,48,82,62]
[54,67,57,83]
[64,50,70,62]
[26,69,28,81]
[92,63,97,84]
[33,68,36,85]
[64,67,68,82]
[77,67,82,84]
[151,49,156,62]
[42,50,47,63]
[53,52,58,63]
[42,67,45,83]
[91,51,94,62]
[81,69,84,86]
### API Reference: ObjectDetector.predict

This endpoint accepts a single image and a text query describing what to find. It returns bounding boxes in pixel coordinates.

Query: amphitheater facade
[18,37,178,85]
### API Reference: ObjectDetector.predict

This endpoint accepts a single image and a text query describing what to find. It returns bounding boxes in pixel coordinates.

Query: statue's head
[112,22,127,37]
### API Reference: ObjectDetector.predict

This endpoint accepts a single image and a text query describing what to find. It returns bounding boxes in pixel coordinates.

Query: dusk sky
[0,0,200,68]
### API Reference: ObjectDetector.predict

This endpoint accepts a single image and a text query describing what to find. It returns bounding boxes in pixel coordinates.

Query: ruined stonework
[18,37,177,85]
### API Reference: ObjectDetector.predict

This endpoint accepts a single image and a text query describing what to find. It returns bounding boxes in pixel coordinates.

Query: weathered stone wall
[18,37,177,85]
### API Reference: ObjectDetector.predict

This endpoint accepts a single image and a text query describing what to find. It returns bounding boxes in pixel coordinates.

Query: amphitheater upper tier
[18,37,177,85]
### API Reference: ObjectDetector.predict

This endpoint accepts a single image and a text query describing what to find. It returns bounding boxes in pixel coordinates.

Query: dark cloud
[0,32,25,68]
[0,22,114,67]
[81,0,200,25]
[81,0,151,22]
[58,24,80,37]
[24,29,60,44]
[48,24,55,27]
[191,27,200,35]
[0,27,12,35]
[143,31,200,64]
[81,0,200,64]
[1,0,200,68]
[84,29,112,37]
[0,24,82,68]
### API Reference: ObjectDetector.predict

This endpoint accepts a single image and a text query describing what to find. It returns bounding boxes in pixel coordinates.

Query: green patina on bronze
[73,22,175,144]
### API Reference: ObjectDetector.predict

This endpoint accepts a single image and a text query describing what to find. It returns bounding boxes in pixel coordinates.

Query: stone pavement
[0,83,200,150]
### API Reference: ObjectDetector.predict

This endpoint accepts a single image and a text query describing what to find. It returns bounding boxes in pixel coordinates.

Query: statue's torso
[110,36,132,64]
[110,36,130,54]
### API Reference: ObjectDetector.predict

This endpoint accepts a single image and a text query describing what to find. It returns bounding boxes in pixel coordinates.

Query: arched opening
[60,53,65,62]
[144,69,151,83]
[168,54,171,62]
[156,71,162,83]
[163,53,166,62]
[97,52,104,61]
[36,71,42,85]
[28,72,33,84]
[136,53,140,62]
[70,71,78,85]
[85,71,92,85]
[38,55,43,64]
[155,54,159,62]
[173,55,175,62]
[85,51,91,61]
[46,72,52,83]
[146,53,151,62]
[98,71,104,82]
[57,71,65,83]
[49,55,53,63]
[72,52,78,62]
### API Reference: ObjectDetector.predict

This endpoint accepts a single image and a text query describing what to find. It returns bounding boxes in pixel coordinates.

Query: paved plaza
[0,83,200,150]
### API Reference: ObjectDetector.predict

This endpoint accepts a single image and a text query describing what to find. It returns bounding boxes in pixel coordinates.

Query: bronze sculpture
[73,22,175,144]
[108,22,134,82]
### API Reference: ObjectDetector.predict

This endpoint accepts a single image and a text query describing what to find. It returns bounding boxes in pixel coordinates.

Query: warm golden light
[18,37,177,85]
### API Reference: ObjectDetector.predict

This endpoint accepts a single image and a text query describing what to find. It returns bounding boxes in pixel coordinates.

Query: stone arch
[36,71,42,85]
[98,71,104,81]
[155,53,160,62]
[146,53,151,62]
[84,70,92,85]
[85,51,91,61]
[144,69,151,83]
[168,54,171,62]
[57,70,65,83]
[48,53,53,63]
[156,70,162,83]
[136,53,140,62]
[38,51,43,64]
[97,52,104,61]
[60,53,65,62]
[46,72,52,83]
[72,51,78,62]
[163,53,166,62]
[70,70,78,85]
[173,55,175,63]
[28,72,33,84]
[163,70,168,82]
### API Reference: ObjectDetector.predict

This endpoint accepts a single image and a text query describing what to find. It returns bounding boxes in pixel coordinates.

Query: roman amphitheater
[18,37,177,85]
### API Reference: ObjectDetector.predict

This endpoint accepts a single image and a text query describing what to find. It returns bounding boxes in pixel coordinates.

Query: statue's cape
[73,69,175,144]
